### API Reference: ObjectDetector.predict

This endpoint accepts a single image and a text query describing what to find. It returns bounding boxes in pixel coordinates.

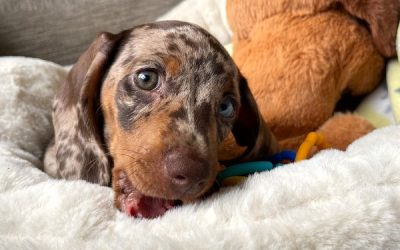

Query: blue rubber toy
[216,150,296,186]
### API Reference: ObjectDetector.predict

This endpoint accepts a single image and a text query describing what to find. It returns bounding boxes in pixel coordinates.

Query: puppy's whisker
[82,157,101,176]
[114,153,157,166]
[118,147,150,154]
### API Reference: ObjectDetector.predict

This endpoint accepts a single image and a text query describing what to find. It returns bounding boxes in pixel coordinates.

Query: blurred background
[0,0,182,65]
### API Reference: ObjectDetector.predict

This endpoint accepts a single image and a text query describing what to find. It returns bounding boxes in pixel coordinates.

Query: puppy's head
[53,21,277,218]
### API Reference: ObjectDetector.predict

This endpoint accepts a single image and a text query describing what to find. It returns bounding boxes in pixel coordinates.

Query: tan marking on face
[109,101,173,200]
[218,132,247,161]
[164,56,181,77]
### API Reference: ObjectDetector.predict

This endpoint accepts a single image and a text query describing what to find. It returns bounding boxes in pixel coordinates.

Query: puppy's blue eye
[135,70,159,90]
[219,97,235,118]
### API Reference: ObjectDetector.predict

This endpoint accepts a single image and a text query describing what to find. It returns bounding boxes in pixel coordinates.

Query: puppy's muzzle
[163,148,211,198]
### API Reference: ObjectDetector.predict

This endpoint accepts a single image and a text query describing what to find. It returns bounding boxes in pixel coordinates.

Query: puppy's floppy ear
[230,75,278,162]
[339,0,399,57]
[52,32,125,185]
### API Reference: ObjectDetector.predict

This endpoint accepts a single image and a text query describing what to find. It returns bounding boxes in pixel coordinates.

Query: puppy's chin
[118,189,179,219]
[113,170,215,219]
[113,170,178,218]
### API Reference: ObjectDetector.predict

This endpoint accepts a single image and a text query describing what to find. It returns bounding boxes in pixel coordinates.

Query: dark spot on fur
[56,145,72,160]
[168,119,178,131]
[166,33,176,39]
[121,75,135,94]
[165,78,181,95]
[193,72,201,83]
[206,53,218,64]
[170,107,187,121]
[184,39,197,49]
[72,133,81,144]
[167,43,180,52]
[58,159,66,172]
[76,153,83,162]
[194,57,205,68]
[59,132,68,141]
[179,34,197,49]
[142,110,151,118]
[164,99,172,106]
[202,72,212,85]
[211,62,225,75]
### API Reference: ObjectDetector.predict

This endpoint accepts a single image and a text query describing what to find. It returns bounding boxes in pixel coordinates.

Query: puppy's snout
[164,149,211,196]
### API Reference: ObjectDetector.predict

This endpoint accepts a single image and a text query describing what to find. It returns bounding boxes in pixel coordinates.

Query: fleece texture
[1,57,400,249]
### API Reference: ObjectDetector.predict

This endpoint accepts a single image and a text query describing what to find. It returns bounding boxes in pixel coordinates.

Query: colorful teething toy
[216,132,331,187]
[295,132,331,161]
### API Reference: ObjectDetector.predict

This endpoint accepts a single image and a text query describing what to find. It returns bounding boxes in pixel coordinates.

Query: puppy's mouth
[116,170,182,218]
[121,188,181,218]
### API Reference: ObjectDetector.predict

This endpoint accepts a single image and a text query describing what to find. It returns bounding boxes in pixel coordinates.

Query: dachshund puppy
[44,21,277,218]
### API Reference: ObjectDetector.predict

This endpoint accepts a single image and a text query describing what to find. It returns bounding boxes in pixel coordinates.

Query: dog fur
[44,21,278,218]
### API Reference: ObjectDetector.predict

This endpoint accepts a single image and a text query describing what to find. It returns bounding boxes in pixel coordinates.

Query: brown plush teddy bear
[225,0,399,152]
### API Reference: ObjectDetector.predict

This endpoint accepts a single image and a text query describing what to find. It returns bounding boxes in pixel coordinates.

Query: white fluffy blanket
[1,57,400,249]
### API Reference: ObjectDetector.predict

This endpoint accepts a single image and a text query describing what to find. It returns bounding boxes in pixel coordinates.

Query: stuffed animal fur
[225,0,399,151]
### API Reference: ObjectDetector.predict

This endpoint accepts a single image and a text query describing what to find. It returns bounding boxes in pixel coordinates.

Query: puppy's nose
[164,149,211,196]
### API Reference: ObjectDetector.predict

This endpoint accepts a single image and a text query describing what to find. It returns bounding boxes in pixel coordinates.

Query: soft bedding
[1,57,400,249]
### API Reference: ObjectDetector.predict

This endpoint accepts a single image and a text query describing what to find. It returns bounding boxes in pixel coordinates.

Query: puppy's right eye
[219,96,236,119]
[134,70,159,90]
